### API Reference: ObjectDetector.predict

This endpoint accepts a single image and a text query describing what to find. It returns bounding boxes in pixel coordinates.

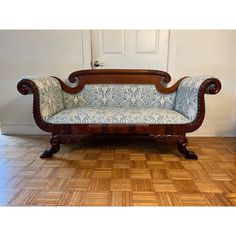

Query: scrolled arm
[17,76,65,123]
[203,78,221,95]
[17,78,35,95]
[174,76,221,122]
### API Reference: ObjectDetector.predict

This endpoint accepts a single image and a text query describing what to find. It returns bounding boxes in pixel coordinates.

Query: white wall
[168,30,236,136]
[0,30,235,136]
[0,30,91,134]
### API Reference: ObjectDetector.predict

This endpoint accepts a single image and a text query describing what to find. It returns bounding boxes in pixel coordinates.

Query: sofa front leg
[40,136,60,159]
[177,136,198,160]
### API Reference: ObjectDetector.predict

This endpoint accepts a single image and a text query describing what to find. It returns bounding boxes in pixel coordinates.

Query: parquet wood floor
[0,135,235,206]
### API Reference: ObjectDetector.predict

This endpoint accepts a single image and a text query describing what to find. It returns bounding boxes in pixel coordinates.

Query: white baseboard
[188,126,236,137]
[1,124,235,137]
[1,124,49,135]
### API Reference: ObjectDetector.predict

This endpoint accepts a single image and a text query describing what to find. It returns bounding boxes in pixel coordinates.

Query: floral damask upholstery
[47,107,190,124]
[63,84,176,109]
[28,75,212,125]
[174,76,212,121]
[29,76,65,121]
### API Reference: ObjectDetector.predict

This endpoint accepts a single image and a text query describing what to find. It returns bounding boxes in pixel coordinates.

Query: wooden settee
[17,69,221,160]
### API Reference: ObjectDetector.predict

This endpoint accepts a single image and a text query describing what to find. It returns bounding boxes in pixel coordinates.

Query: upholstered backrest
[63,84,176,109]
[32,76,65,120]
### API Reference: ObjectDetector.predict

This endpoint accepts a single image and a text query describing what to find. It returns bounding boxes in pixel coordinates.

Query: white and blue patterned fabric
[25,76,65,121]
[63,84,176,109]
[174,76,212,121]
[47,107,190,124]
[26,75,211,124]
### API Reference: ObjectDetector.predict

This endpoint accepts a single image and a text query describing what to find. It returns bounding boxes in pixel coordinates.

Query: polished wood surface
[0,135,235,206]
[17,69,222,160]
[53,69,184,94]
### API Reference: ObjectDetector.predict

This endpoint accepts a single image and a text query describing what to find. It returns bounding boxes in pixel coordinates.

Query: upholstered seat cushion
[47,107,190,124]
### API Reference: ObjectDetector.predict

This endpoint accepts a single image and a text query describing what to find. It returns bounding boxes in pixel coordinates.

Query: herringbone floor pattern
[0,135,235,206]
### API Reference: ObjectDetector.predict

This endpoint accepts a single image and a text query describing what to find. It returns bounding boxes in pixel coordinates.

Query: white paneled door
[91,30,169,70]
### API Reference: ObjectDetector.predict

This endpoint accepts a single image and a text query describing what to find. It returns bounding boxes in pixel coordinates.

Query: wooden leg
[177,136,198,160]
[40,137,60,159]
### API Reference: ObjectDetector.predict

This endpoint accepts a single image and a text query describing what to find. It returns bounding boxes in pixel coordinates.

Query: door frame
[82,30,92,69]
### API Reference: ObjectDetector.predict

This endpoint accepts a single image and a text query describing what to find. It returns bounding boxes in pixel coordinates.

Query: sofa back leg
[177,136,198,160]
[40,136,61,159]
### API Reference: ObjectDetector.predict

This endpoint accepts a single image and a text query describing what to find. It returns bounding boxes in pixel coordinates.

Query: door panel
[136,30,158,53]
[102,30,125,54]
[91,30,169,70]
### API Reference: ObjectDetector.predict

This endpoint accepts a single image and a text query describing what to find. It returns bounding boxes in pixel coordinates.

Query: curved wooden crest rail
[17,69,221,160]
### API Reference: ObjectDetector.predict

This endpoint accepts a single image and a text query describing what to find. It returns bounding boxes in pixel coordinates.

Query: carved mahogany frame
[17,69,221,160]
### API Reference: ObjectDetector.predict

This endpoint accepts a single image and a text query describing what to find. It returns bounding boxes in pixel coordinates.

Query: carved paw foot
[182,150,198,160]
[177,137,198,160]
[40,137,60,159]
[40,150,53,159]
